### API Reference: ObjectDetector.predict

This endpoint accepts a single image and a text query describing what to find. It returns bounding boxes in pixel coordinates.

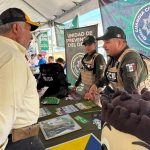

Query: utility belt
[10,124,39,142]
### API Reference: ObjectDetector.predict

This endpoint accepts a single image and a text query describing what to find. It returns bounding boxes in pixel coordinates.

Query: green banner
[55,15,79,47]
[38,32,49,51]
[65,25,98,85]
[54,23,65,47]
[99,0,150,57]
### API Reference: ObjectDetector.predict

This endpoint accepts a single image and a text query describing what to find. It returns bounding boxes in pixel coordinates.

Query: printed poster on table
[39,114,81,140]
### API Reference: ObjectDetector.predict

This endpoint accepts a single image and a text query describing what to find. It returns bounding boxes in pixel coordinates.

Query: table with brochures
[38,97,101,149]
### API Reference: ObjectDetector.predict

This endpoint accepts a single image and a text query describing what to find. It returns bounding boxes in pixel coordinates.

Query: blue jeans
[5,135,45,150]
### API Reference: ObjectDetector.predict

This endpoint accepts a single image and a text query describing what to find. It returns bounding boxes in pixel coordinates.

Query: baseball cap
[0,8,41,31]
[97,26,126,40]
[82,35,96,45]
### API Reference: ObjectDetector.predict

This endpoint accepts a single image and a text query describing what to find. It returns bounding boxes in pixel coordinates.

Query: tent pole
[51,27,54,57]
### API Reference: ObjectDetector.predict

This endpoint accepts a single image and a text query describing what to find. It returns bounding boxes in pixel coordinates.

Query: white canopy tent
[0,0,103,57]
[0,0,100,26]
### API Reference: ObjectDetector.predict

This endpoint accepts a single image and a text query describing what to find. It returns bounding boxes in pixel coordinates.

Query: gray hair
[0,22,25,35]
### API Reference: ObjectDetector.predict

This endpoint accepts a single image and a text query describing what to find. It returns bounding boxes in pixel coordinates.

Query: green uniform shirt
[96,47,148,93]
[120,51,147,93]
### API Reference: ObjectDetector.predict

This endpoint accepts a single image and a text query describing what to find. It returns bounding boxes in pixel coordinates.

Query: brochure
[39,107,52,118]
[75,101,97,110]
[39,114,81,140]
[56,105,78,115]
[38,86,49,99]
[41,97,60,105]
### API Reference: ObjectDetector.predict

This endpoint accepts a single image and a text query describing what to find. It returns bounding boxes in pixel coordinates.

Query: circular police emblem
[133,3,150,49]
[71,53,84,78]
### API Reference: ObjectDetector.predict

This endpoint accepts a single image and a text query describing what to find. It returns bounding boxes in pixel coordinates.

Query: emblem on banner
[71,53,84,78]
[133,3,150,49]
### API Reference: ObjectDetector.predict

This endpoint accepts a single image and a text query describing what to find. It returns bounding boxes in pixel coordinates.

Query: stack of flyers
[75,101,97,110]
[56,105,79,115]
[41,97,60,105]
[91,112,101,130]
[65,95,74,100]
[38,86,49,99]
[65,92,82,100]
[74,115,89,124]
[39,107,52,118]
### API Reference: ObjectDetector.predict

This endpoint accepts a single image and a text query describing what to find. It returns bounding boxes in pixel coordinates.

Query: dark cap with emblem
[0,8,40,31]
[82,35,96,45]
[97,26,126,41]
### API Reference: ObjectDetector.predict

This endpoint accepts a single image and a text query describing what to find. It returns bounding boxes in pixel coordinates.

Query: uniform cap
[82,35,96,45]
[0,8,41,31]
[97,26,126,40]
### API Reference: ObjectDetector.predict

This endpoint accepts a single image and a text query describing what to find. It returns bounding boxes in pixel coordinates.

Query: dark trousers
[5,135,45,150]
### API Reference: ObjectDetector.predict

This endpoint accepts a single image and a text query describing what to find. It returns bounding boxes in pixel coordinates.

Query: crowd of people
[28,53,66,74]
[29,54,65,67]
[0,6,149,150]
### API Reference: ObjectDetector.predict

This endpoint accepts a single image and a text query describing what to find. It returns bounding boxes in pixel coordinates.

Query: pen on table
[83,110,101,114]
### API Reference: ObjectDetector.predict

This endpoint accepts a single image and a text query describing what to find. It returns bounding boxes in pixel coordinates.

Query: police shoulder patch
[126,63,137,72]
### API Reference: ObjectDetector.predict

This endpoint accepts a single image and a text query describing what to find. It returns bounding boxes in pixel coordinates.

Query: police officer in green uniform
[88,26,149,97]
[72,35,106,97]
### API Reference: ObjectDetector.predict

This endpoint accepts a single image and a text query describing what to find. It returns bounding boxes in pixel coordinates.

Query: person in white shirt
[31,54,39,66]
[0,8,45,150]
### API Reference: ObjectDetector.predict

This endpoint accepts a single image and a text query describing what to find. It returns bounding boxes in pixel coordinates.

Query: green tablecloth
[38,99,101,148]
